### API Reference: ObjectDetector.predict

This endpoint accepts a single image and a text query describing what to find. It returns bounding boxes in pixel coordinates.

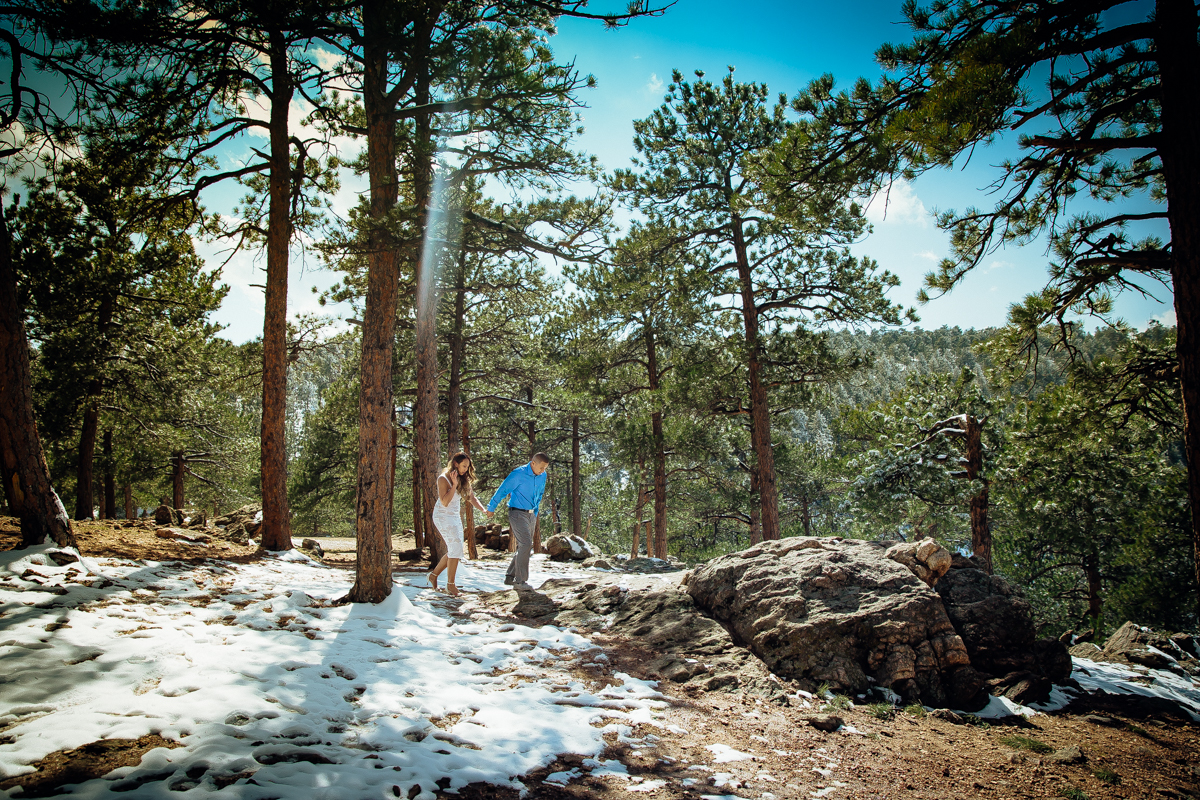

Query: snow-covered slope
[0,546,664,799]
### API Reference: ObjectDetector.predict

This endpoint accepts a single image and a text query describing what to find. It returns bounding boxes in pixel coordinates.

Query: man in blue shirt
[487,452,549,590]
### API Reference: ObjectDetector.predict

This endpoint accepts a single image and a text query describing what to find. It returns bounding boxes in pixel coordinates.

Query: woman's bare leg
[428,555,449,591]
[446,558,460,596]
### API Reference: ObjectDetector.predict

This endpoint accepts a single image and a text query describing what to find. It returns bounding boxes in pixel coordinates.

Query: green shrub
[1091,767,1120,786]
[866,703,895,720]
[1057,787,1088,800]
[1000,735,1053,754]
[903,703,927,718]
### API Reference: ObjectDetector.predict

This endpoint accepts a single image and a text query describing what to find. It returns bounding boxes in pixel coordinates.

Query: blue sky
[206,0,1175,342]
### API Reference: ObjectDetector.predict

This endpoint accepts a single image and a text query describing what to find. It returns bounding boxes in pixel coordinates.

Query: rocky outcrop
[885,538,952,587]
[544,534,599,562]
[213,504,262,544]
[470,574,783,699]
[1085,621,1199,675]
[687,537,986,709]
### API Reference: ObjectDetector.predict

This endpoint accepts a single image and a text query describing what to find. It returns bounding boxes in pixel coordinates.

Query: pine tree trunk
[462,407,477,560]
[963,416,991,573]
[1084,547,1103,627]
[73,295,112,521]
[731,215,779,540]
[633,457,647,556]
[74,383,100,520]
[102,428,115,519]
[1155,0,1200,621]
[446,254,466,453]
[571,415,581,539]
[123,483,133,520]
[801,494,811,537]
[646,328,668,559]
[0,200,73,547]
[348,0,402,603]
[411,458,424,550]
[258,29,295,553]
[172,451,185,512]
[630,520,640,560]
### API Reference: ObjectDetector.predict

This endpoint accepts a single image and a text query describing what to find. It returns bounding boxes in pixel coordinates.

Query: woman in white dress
[427,452,488,597]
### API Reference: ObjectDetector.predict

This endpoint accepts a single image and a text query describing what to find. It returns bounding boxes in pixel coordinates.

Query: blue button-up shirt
[487,463,547,514]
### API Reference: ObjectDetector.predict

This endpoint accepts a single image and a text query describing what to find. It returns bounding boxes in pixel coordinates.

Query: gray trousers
[504,508,535,585]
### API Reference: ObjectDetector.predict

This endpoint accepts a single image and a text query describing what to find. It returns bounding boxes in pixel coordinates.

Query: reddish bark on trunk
[123,483,133,521]
[348,0,402,603]
[732,215,779,541]
[258,29,295,553]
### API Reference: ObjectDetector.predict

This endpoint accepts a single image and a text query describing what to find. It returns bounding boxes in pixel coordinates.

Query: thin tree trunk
[74,383,100,520]
[800,494,811,537]
[123,483,133,520]
[74,295,113,521]
[258,29,294,553]
[172,451,185,512]
[630,521,640,560]
[1156,0,1200,620]
[412,457,424,550]
[571,415,581,538]
[388,408,397,526]
[633,457,648,556]
[462,406,477,560]
[1084,546,1103,627]
[963,416,991,573]
[646,328,668,559]
[0,199,73,547]
[348,0,402,603]
[584,514,591,540]
[731,215,779,540]
[102,428,115,520]
[446,252,466,453]
[533,513,542,554]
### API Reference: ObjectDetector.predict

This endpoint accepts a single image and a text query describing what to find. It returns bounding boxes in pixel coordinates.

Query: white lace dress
[431,476,465,559]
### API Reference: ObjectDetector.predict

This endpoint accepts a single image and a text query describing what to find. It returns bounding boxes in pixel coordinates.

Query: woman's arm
[468,489,488,514]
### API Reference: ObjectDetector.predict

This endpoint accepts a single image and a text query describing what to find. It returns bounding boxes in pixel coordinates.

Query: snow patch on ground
[961,654,1200,721]
[0,546,667,798]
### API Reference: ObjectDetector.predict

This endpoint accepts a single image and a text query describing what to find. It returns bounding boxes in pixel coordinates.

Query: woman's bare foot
[427,572,439,592]
[446,583,460,597]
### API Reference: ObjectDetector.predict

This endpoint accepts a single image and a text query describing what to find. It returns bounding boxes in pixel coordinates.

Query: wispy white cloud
[914,250,940,262]
[1149,309,1177,327]
[865,180,930,228]
[646,72,664,94]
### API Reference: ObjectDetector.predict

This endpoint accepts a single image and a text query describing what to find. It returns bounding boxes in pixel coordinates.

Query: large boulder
[935,563,1071,684]
[153,505,181,526]
[687,537,986,709]
[544,534,599,562]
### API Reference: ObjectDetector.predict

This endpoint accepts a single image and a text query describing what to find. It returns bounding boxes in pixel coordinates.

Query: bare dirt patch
[0,516,262,563]
[0,734,182,797]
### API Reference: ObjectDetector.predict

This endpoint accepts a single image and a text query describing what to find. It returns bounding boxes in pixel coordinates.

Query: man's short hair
[532,452,550,465]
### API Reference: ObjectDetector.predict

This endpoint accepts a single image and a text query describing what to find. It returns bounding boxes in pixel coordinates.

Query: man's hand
[486,510,495,519]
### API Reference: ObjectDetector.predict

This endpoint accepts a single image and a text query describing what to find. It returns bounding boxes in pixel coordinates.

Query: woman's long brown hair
[441,451,476,491]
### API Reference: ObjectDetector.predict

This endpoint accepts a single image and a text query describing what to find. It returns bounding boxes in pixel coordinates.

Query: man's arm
[530,474,547,516]
[487,469,519,513]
